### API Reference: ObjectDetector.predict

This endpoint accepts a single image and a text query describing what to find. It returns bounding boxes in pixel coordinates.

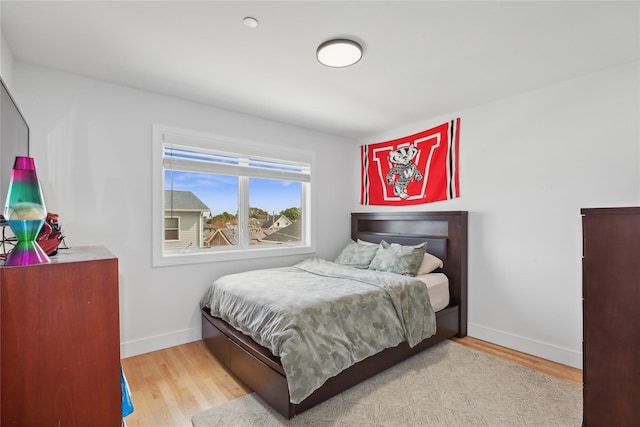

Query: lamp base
[4,240,51,266]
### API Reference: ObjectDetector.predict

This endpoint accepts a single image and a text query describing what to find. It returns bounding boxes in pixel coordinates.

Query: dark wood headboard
[351,211,468,336]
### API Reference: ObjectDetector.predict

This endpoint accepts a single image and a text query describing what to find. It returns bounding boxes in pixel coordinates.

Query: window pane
[164,170,239,248]
[164,228,179,241]
[248,178,302,246]
[164,217,179,241]
[164,217,179,228]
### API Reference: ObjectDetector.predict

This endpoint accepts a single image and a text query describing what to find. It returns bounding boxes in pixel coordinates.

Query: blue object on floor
[121,365,134,418]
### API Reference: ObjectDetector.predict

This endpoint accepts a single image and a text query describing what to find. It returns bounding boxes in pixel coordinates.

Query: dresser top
[581,206,640,215]
[1,245,116,268]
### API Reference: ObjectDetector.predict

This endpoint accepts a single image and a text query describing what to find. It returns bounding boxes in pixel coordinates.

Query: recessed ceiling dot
[243,17,258,28]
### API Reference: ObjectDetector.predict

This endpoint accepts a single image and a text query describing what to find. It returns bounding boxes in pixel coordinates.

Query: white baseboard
[120,326,201,359]
[468,322,583,369]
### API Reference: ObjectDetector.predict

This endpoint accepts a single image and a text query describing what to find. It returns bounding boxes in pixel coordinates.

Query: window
[164,217,179,241]
[152,125,315,266]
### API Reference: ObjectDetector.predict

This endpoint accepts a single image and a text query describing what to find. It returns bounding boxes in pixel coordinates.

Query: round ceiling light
[316,39,362,68]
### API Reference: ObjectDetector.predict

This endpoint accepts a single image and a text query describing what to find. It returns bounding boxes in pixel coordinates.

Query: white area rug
[192,340,582,426]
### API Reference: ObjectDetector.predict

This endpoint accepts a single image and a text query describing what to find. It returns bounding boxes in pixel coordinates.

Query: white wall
[1,29,15,87]
[354,61,640,368]
[13,62,354,357]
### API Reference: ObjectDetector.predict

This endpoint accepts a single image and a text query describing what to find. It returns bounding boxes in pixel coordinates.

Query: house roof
[164,190,209,212]
[207,228,266,245]
[259,214,292,229]
[259,215,276,228]
[262,221,301,243]
[221,229,237,245]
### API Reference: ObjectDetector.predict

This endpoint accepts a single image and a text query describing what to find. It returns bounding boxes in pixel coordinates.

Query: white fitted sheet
[414,273,450,312]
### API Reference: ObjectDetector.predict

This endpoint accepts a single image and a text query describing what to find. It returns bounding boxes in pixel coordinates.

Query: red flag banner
[361,118,460,206]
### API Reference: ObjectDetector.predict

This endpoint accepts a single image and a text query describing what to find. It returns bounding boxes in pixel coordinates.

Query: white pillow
[416,252,444,275]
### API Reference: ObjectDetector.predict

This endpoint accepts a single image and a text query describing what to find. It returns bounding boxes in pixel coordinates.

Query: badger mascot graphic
[386,145,423,199]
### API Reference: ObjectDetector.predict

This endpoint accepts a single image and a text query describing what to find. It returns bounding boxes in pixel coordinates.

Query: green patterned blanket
[201,257,436,404]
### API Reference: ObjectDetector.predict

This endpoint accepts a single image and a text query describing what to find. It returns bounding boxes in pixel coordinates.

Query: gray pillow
[369,241,426,276]
[378,240,440,274]
[334,240,380,268]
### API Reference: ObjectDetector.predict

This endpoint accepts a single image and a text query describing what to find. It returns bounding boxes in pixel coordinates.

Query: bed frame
[201,211,468,419]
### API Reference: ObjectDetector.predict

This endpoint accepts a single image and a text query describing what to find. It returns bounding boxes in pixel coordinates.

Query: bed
[201,210,468,419]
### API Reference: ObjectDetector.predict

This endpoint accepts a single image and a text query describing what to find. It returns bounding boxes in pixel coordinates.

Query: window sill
[152,243,316,267]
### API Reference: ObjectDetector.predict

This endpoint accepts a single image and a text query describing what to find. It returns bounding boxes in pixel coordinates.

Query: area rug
[192,340,582,427]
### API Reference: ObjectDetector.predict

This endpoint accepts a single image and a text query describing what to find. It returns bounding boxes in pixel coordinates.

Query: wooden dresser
[582,207,640,426]
[0,246,121,426]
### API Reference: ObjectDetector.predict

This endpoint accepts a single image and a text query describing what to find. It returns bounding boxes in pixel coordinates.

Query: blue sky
[166,171,301,216]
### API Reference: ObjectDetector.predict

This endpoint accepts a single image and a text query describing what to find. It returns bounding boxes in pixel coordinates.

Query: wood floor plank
[121,340,250,427]
[121,337,582,427]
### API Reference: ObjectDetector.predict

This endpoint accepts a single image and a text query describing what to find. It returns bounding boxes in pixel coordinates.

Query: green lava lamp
[3,156,50,266]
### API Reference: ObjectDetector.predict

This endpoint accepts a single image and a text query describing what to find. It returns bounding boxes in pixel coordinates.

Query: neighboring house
[204,225,268,246]
[164,190,209,251]
[259,214,293,230]
[204,214,294,247]
[249,230,268,244]
[261,220,302,244]
[205,226,237,246]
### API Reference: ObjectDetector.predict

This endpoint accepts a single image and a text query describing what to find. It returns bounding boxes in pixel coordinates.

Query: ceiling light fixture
[316,39,362,68]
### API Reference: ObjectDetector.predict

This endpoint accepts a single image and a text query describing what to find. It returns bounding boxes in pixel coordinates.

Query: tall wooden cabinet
[582,208,640,426]
[0,246,121,426]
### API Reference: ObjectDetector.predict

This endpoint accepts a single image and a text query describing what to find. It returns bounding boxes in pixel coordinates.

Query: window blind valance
[163,144,311,183]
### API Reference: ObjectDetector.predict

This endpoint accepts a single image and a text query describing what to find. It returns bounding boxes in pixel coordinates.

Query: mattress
[415,272,450,312]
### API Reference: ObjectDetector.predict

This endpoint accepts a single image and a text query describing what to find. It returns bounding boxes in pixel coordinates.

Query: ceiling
[2,1,639,139]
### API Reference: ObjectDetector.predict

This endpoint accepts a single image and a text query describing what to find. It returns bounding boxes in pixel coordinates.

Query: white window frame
[152,124,316,267]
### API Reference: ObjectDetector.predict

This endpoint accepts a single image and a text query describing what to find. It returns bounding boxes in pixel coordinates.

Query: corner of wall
[120,326,202,358]
[1,28,15,87]
[468,323,583,369]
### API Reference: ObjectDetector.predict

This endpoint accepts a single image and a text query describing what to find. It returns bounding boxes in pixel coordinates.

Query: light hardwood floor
[121,337,582,427]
